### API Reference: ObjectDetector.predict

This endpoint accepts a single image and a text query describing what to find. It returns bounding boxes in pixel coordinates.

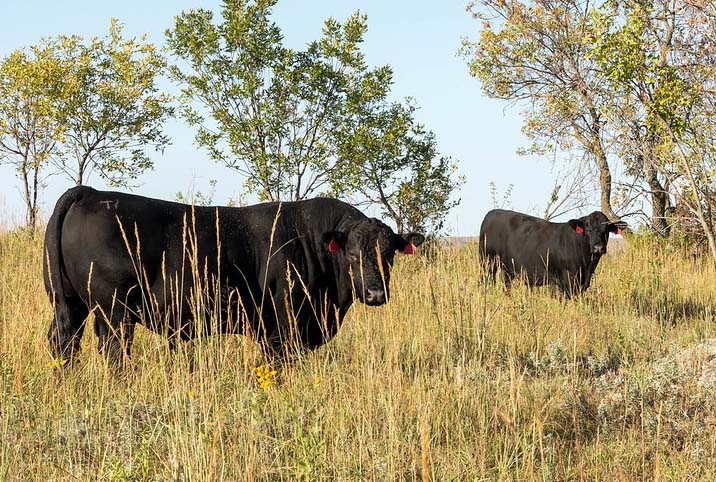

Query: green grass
[3,229,716,480]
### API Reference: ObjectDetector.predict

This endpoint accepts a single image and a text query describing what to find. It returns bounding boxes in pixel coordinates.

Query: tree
[167,0,462,234]
[588,0,716,255]
[49,20,174,186]
[340,99,463,234]
[587,0,678,235]
[461,0,621,222]
[0,20,172,231]
[0,46,67,231]
[166,0,371,201]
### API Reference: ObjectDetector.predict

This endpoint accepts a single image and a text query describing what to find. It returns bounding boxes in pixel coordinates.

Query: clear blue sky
[0,0,565,235]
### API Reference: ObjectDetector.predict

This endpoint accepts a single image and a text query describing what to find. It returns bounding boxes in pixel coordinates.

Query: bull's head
[568,212,620,255]
[322,219,425,306]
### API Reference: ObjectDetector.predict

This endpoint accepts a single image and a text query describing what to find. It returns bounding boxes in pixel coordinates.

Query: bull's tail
[44,186,89,362]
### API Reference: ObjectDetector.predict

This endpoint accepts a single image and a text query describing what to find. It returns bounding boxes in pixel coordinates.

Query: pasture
[2,229,716,480]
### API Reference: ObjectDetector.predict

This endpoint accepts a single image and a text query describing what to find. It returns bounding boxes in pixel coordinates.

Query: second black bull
[479,209,620,295]
[44,186,424,364]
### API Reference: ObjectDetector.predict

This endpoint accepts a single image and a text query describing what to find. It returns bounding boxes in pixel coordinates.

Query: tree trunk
[645,162,669,236]
[20,159,37,235]
[32,163,39,231]
[593,143,620,222]
[374,174,402,233]
[575,112,621,223]
[76,164,84,186]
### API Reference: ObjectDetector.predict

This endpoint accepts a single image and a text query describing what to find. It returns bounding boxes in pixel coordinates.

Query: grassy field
[2,228,716,481]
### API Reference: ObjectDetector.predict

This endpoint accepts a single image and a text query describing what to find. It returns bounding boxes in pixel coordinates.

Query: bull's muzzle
[592,245,606,254]
[364,289,386,306]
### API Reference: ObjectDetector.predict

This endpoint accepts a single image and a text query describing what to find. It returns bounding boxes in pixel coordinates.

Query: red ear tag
[403,242,417,255]
[616,227,622,235]
[328,238,340,253]
[575,226,584,234]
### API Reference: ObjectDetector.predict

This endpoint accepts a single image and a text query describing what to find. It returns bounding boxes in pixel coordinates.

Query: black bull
[479,209,620,294]
[44,186,424,363]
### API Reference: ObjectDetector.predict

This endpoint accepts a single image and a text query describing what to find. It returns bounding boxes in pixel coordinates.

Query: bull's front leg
[556,270,578,299]
[253,289,296,359]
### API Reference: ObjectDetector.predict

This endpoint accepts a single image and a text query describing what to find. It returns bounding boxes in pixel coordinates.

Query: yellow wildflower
[253,363,278,389]
[46,357,68,370]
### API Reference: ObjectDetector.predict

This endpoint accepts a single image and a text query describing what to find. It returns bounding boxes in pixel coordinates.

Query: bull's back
[479,209,526,257]
[60,188,220,304]
[56,190,354,310]
[479,209,557,276]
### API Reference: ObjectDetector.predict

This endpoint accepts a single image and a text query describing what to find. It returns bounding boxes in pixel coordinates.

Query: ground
[1,230,716,480]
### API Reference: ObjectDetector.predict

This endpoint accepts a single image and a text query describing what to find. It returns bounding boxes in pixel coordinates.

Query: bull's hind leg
[47,296,89,364]
[94,314,136,367]
[500,265,516,290]
[481,256,499,285]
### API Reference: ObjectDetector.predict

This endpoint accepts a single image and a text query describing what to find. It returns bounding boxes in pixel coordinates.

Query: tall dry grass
[2,229,716,480]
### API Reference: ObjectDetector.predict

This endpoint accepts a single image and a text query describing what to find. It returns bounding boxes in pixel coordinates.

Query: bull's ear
[403,232,425,247]
[321,231,347,254]
[398,232,425,254]
[568,219,585,234]
[609,223,621,234]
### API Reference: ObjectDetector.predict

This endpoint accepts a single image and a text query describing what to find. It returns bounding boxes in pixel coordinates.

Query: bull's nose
[592,245,605,254]
[364,289,386,306]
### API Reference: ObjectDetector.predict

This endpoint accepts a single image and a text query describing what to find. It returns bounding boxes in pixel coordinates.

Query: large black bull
[44,186,424,364]
[479,209,620,295]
